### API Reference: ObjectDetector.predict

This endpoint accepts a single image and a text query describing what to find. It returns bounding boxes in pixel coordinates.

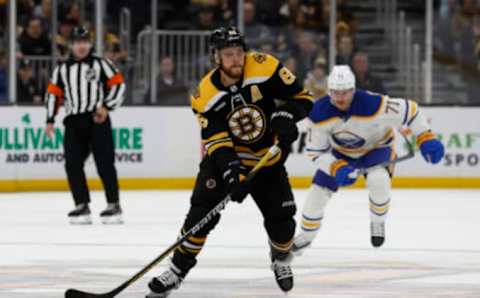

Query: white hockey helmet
[327,65,356,92]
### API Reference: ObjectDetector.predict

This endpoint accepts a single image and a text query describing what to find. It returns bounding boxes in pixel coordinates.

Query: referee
[44,26,125,225]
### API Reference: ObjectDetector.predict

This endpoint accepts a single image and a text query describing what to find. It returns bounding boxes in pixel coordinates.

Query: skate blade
[101,214,124,225]
[69,215,92,225]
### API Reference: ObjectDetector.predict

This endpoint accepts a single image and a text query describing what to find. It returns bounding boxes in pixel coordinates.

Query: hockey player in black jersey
[146,27,313,297]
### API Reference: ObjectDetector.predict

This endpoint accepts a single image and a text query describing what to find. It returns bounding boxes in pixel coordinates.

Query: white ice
[1,189,480,298]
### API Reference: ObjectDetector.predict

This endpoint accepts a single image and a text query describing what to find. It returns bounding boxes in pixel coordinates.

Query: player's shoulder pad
[190,69,228,113]
[242,52,280,86]
[349,89,384,118]
[309,95,341,125]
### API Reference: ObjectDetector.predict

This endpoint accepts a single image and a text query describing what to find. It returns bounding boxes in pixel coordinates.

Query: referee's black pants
[63,113,119,206]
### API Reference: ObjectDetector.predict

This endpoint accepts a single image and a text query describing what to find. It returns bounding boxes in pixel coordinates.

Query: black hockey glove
[271,110,299,149]
[222,160,249,203]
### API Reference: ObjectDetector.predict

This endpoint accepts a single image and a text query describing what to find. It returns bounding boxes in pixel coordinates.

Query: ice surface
[1,189,480,298]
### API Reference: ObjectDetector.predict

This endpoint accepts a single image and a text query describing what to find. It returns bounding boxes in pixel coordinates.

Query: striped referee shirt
[45,53,125,123]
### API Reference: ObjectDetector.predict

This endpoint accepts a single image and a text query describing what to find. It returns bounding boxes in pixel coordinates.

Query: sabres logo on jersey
[332,131,366,149]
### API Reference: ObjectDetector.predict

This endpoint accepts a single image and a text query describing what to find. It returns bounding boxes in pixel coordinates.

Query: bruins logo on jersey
[227,104,266,143]
[253,53,267,64]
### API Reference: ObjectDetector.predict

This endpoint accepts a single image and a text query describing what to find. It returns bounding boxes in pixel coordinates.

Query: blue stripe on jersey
[308,89,383,124]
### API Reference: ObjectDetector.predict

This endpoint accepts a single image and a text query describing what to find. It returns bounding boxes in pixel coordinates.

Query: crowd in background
[1,0,479,105]
[434,0,480,103]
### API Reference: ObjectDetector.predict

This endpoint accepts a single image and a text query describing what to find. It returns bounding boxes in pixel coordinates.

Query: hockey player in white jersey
[293,65,445,252]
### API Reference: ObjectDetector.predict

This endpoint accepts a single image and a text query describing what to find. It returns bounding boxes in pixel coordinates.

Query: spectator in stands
[283,55,298,75]
[34,0,52,33]
[18,17,51,56]
[293,31,324,82]
[243,1,273,49]
[56,17,76,58]
[18,0,35,27]
[259,40,275,55]
[192,4,221,30]
[17,59,42,104]
[302,0,324,30]
[336,34,354,65]
[304,56,328,99]
[144,56,188,105]
[351,52,386,94]
[0,0,6,40]
[279,0,301,25]
[65,2,81,26]
[0,50,7,102]
[104,30,128,64]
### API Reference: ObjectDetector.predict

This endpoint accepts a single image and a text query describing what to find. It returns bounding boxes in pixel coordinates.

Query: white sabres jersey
[307,89,431,172]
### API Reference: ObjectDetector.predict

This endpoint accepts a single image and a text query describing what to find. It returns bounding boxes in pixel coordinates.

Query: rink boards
[0,106,479,191]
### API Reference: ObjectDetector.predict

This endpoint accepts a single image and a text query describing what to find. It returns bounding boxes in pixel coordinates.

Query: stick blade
[65,289,112,298]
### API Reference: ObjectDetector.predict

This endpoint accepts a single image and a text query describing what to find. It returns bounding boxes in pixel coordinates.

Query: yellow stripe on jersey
[292,88,314,102]
[330,159,348,177]
[408,100,418,121]
[234,145,271,156]
[203,131,234,155]
[416,131,436,147]
[207,141,234,155]
[190,68,225,113]
[235,145,282,167]
[202,132,230,144]
[240,151,282,168]
[314,116,342,127]
[242,52,280,86]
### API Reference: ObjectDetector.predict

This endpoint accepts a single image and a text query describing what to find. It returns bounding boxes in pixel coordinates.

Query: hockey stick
[65,144,281,298]
[356,132,415,176]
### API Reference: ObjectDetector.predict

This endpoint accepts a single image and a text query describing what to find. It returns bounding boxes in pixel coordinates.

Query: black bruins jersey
[191,52,314,168]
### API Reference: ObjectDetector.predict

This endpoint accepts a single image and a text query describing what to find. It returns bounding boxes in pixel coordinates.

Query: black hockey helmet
[70,26,91,43]
[209,26,248,54]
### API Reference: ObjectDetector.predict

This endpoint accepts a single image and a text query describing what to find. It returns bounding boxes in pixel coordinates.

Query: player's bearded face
[218,46,245,79]
[330,89,355,111]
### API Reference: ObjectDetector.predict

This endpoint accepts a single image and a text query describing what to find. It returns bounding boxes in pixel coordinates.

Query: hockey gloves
[417,131,444,164]
[331,159,357,187]
[222,160,249,203]
[271,110,299,149]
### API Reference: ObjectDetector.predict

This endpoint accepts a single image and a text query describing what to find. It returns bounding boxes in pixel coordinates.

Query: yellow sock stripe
[416,131,436,147]
[180,229,207,245]
[270,239,294,252]
[182,246,201,254]
[330,159,348,177]
[369,202,390,214]
[176,246,188,254]
[187,235,206,245]
[301,219,321,229]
